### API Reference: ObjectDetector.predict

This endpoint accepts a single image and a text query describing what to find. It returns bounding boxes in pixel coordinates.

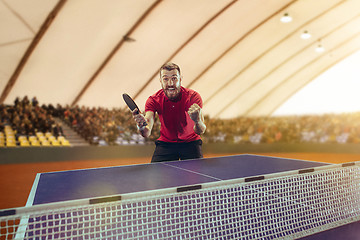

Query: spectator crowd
[203,113,360,144]
[57,103,160,145]
[0,96,64,139]
[1,96,360,146]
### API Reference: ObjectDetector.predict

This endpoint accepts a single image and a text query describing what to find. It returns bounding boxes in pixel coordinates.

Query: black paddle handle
[123,94,147,127]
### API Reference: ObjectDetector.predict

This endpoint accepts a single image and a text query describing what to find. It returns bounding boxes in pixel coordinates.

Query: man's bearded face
[160,69,181,100]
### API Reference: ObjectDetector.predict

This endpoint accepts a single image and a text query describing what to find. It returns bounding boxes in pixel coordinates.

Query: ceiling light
[280,13,292,23]
[123,35,136,42]
[315,43,325,53]
[301,30,311,39]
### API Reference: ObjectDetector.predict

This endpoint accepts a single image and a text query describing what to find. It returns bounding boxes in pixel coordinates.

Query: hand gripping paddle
[122,93,147,127]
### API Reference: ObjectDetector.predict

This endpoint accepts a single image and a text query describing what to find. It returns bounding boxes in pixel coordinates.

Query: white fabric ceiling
[1,0,360,119]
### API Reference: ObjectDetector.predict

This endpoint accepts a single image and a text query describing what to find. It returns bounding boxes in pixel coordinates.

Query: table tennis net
[1,162,360,240]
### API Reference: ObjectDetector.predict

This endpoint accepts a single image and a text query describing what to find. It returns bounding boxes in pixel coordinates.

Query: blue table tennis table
[23,154,360,239]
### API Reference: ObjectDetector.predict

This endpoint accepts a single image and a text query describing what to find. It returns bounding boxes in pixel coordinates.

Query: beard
[163,85,181,100]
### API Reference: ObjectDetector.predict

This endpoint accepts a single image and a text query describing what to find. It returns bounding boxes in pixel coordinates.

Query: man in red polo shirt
[132,62,206,162]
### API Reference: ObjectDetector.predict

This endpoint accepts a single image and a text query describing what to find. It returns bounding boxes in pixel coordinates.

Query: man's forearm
[194,120,206,135]
[138,125,152,138]
[137,111,154,138]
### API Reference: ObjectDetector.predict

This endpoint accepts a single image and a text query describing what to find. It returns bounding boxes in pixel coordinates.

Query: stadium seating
[20,140,30,147]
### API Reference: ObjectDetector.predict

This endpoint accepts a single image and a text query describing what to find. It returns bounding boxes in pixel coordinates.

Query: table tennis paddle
[123,93,147,127]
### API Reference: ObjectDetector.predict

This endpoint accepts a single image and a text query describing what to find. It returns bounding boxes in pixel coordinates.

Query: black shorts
[151,140,203,163]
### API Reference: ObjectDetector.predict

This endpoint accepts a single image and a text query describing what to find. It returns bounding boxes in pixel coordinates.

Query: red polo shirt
[145,87,203,143]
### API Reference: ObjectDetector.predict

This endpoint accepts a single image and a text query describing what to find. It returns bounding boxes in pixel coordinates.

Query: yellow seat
[5,133,14,138]
[29,136,38,142]
[45,132,53,138]
[5,128,14,135]
[51,140,61,146]
[6,134,15,140]
[48,135,56,142]
[61,139,71,146]
[4,126,13,133]
[58,136,71,146]
[20,140,30,147]
[58,136,65,141]
[36,132,44,138]
[6,141,17,147]
[31,140,41,146]
[6,137,16,143]
[41,140,51,146]
[38,136,46,142]
[18,136,27,142]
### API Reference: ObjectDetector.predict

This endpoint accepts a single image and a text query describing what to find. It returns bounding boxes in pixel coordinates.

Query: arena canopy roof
[1,0,360,119]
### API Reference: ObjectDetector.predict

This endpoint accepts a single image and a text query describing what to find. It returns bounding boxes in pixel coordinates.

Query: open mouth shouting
[165,87,180,100]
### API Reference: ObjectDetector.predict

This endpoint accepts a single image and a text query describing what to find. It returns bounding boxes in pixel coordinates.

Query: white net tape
[1,163,360,239]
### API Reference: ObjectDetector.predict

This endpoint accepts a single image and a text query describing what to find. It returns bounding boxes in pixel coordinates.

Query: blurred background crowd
[1,96,360,146]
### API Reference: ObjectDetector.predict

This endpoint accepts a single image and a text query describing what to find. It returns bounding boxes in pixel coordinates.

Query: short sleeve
[190,91,203,108]
[145,96,156,113]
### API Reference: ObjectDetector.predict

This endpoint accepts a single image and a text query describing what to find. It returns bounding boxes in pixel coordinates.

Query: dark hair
[159,62,181,77]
